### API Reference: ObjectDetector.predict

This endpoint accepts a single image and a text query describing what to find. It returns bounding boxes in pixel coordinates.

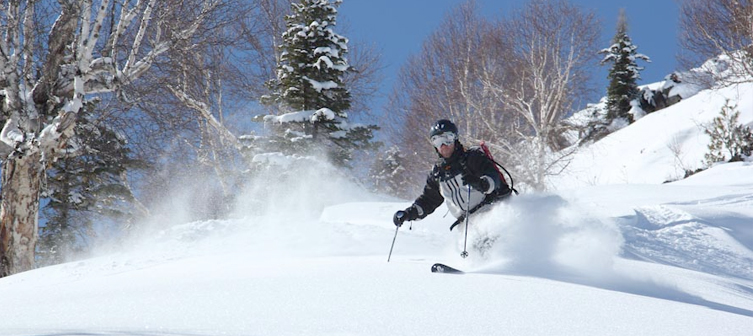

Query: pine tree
[260,0,378,167]
[370,146,412,199]
[703,100,753,167]
[38,104,144,266]
[599,9,650,125]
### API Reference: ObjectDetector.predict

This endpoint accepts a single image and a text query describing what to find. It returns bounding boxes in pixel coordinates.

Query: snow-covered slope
[1,159,753,335]
[551,81,753,189]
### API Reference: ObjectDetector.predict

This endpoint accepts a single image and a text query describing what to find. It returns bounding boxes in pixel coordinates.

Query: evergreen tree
[703,100,753,167]
[599,9,650,124]
[38,104,144,266]
[370,146,412,199]
[260,0,378,167]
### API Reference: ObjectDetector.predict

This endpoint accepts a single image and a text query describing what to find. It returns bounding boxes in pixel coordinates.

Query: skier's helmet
[429,119,458,138]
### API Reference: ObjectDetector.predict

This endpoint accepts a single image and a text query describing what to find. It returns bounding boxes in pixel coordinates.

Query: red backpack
[479,141,517,194]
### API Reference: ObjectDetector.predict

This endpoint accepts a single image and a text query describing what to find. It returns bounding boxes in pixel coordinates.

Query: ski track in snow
[623,206,753,280]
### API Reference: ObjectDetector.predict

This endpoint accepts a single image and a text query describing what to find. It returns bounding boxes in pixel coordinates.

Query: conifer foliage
[369,146,412,199]
[703,100,753,166]
[39,105,143,266]
[599,9,650,125]
[261,0,378,167]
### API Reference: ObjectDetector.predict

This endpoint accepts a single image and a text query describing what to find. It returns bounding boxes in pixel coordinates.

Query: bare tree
[385,0,599,192]
[487,0,600,190]
[385,0,501,180]
[132,2,257,208]
[679,0,753,84]
[0,0,228,277]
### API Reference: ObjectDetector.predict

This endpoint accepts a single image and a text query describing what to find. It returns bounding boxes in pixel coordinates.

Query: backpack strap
[479,141,519,195]
[480,141,507,185]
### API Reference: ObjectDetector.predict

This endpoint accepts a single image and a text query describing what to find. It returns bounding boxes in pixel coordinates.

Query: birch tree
[386,0,599,192]
[0,0,224,277]
[385,1,507,176]
[485,0,599,190]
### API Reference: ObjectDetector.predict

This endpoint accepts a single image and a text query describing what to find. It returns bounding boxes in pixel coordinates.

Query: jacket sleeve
[413,171,444,219]
[464,149,507,194]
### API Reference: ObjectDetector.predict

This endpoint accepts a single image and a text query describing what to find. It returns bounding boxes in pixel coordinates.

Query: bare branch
[679,0,753,84]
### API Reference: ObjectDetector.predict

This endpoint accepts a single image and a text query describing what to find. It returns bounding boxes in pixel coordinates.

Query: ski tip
[431,263,464,274]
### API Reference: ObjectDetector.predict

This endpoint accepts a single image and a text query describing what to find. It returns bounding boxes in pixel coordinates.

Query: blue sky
[338,0,680,112]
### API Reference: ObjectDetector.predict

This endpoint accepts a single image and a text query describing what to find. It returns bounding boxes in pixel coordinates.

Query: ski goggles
[431,132,457,148]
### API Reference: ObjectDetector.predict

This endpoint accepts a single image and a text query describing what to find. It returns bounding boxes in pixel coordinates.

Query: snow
[3,68,753,334]
[4,146,753,335]
[304,76,339,92]
[0,117,24,147]
[2,160,753,335]
[251,152,317,168]
[264,108,337,124]
[264,110,315,123]
[311,107,336,122]
[551,82,753,188]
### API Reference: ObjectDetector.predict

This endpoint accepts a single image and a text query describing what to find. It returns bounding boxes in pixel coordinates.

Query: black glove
[462,173,490,193]
[393,205,419,227]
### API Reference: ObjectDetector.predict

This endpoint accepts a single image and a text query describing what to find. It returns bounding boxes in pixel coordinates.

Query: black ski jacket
[412,142,511,220]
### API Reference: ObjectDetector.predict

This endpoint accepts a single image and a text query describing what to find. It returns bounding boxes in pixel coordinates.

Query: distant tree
[370,146,413,199]
[386,0,600,191]
[491,0,600,190]
[599,9,650,125]
[703,100,753,166]
[263,0,351,111]
[384,1,499,179]
[679,0,753,84]
[260,0,379,167]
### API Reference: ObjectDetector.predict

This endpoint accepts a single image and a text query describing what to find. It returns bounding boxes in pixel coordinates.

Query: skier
[393,119,512,230]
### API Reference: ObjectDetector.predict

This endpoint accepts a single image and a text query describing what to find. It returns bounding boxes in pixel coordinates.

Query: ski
[431,263,464,274]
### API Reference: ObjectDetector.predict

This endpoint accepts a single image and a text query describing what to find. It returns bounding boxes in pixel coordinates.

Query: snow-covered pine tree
[370,145,412,199]
[599,9,650,125]
[260,0,378,168]
[703,100,753,166]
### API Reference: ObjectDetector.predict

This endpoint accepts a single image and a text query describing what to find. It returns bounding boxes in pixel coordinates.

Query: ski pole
[461,186,471,258]
[387,223,400,262]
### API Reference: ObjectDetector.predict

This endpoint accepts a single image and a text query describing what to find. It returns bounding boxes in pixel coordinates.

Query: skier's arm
[464,150,505,194]
[412,172,444,219]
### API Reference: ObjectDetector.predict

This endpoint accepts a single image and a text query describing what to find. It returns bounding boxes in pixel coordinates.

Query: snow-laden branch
[37,111,77,162]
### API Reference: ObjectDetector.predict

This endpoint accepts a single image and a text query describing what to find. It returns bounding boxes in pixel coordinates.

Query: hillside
[553,57,753,189]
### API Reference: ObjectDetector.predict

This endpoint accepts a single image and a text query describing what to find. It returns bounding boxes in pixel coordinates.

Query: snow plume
[467,194,624,280]
[463,194,700,299]
[212,155,383,256]
[97,154,383,262]
[233,156,374,219]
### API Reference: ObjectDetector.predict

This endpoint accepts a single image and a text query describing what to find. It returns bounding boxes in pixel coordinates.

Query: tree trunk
[0,151,42,277]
